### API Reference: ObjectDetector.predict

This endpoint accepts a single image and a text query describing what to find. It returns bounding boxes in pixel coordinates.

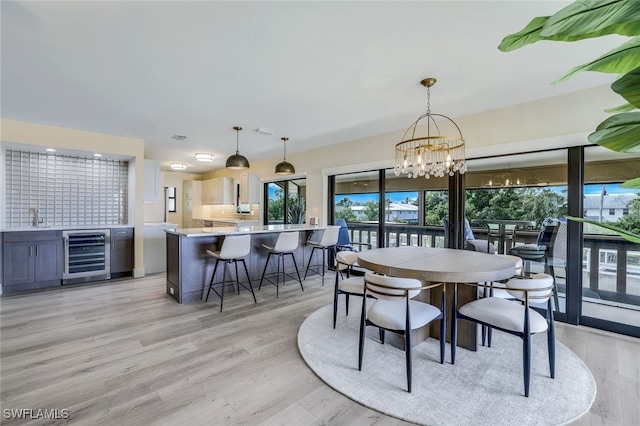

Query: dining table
[470,219,536,254]
[357,246,516,351]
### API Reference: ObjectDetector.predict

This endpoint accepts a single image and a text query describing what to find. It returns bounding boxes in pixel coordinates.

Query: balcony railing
[344,222,640,308]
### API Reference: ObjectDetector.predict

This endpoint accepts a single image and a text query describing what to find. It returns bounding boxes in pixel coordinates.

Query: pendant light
[226,126,250,169]
[275,137,295,175]
[394,77,466,178]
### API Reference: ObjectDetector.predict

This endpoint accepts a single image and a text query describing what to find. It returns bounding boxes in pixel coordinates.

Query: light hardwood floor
[1,273,638,425]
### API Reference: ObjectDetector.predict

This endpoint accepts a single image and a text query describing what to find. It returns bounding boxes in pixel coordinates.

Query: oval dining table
[357,246,516,351]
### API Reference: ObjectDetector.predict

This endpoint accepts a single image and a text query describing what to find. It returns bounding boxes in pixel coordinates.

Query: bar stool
[258,231,303,298]
[304,226,340,284]
[204,234,257,312]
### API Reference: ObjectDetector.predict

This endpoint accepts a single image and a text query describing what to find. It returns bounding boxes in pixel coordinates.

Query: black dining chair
[358,272,446,393]
[451,273,555,397]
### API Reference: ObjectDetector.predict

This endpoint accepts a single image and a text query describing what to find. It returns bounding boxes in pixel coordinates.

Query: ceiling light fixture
[93,153,102,157]
[226,126,250,170]
[195,153,214,162]
[254,127,276,136]
[275,137,295,175]
[46,148,56,152]
[394,77,466,178]
[170,163,187,170]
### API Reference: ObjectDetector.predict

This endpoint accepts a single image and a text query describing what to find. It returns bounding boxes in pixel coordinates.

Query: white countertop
[167,224,335,237]
[1,224,133,232]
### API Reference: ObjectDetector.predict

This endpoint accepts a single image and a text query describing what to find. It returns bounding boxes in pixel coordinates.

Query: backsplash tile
[5,150,129,228]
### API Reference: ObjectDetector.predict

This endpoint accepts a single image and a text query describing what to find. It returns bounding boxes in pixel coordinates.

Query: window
[609,208,615,216]
[167,186,176,213]
[265,178,306,225]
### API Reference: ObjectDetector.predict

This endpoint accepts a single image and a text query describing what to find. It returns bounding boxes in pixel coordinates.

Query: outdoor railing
[344,221,640,308]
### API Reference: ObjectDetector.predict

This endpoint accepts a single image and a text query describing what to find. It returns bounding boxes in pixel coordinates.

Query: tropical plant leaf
[498,17,551,52]
[612,67,640,108]
[588,112,640,151]
[499,1,640,52]
[554,36,640,82]
[621,177,640,189]
[542,0,640,39]
[604,102,636,113]
[566,215,640,243]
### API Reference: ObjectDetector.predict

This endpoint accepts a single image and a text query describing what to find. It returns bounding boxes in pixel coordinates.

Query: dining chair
[335,219,372,252]
[333,250,368,328]
[358,272,446,393]
[451,273,555,397]
[204,234,257,312]
[443,217,495,253]
[258,231,303,298]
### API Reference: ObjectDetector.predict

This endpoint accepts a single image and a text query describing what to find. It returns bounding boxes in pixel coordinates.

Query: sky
[333,184,639,205]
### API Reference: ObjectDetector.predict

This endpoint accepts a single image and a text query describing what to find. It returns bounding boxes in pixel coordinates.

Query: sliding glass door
[581,146,640,332]
[329,145,640,337]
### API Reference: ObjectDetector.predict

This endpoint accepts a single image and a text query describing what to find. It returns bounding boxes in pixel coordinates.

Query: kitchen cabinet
[111,228,134,277]
[202,177,233,205]
[183,180,203,227]
[144,159,161,202]
[240,172,260,204]
[2,231,63,291]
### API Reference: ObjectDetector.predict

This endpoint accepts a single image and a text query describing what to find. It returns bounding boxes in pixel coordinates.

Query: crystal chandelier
[394,78,466,178]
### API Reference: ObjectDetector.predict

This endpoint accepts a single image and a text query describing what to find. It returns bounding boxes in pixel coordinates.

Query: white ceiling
[1,1,623,173]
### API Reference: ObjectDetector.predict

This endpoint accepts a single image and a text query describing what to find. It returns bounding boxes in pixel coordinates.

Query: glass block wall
[5,150,129,228]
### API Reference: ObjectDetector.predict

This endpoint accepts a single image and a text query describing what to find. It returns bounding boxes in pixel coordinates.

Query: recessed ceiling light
[195,153,214,162]
[170,163,187,170]
[94,153,102,157]
[46,148,56,152]
[254,127,276,136]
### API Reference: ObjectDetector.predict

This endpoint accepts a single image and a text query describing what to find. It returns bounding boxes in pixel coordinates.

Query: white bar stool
[204,234,256,311]
[258,231,303,298]
[304,226,340,284]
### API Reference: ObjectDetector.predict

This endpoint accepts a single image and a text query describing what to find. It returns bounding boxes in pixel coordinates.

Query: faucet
[31,208,44,227]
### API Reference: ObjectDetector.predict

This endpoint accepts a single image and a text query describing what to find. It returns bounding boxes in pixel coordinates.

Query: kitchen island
[165,224,337,303]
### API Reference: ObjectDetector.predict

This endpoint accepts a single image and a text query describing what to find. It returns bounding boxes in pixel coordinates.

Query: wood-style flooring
[1,273,638,425]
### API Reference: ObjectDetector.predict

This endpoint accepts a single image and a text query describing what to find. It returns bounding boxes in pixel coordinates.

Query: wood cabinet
[2,231,63,292]
[144,159,161,202]
[110,228,134,276]
[202,177,233,205]
[240,172,260,204]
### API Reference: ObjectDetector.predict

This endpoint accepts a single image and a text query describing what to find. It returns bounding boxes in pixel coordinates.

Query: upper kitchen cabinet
[144,159,161,202]
[202,177,233,205]
[183,180,203,227]
[240,172,260,204]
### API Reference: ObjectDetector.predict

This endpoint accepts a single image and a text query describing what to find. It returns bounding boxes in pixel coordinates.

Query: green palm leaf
[554,36,640,82]
[612,67,640,108]
[587,112,640,152]
[498,0,640,52]
[566,215,640,243]
[542,0,640,39]
[499,17,551,52]
[621,177,640,189]
[604,103,636,113]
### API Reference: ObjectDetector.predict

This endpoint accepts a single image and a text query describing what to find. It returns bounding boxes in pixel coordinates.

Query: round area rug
[297,303,596,426]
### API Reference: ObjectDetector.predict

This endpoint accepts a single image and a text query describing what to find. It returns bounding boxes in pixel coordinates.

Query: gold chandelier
[394,77,466,178]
